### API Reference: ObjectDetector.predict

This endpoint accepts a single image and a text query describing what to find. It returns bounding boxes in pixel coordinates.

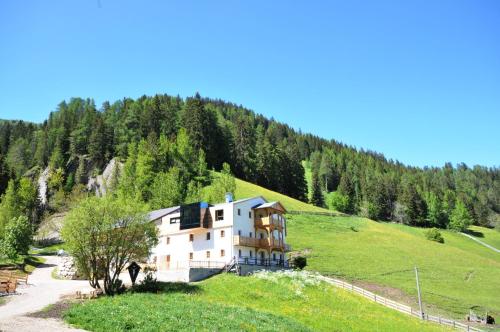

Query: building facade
[148,196,290,271]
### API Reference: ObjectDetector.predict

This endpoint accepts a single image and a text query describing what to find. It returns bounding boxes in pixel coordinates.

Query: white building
[148,195,291,274]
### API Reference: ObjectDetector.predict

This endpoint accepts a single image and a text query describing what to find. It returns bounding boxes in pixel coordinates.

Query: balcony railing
[234,236,290,251]
[237,256,292,268]
[254,216,284,229]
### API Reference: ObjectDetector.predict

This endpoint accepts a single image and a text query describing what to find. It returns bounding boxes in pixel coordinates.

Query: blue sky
[1,1,499,167]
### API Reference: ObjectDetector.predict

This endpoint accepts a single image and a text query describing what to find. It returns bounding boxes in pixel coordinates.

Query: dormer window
[215,209,224,221]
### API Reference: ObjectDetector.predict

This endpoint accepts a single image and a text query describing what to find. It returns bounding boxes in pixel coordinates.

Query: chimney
[225,192,234,203]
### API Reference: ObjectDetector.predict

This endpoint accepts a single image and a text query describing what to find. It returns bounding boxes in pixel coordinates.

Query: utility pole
[415,266,424,319]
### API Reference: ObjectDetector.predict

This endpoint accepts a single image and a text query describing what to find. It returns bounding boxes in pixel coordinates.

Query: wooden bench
[0,270,29,284]
[0,277,17,294]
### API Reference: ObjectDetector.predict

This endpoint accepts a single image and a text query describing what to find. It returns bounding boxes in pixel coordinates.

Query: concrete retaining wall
[238,265,289,276]
[188,268,222,282]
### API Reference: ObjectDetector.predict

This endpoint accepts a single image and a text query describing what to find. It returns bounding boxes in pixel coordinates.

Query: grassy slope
[65,274,447,332]
[286,214,500,319]
[467,225,500,249]
[235,177,329,213]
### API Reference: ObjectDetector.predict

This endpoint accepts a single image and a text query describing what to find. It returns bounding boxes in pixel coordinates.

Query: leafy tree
[135,139,156,202]
[150,167,184,209]
[0,215,32,260]
[425,192,446,227]
[0,180,21,235]
[327,191,350,213]
[17,178,39,223]
[61,196,158,295]
[449,199,473,231]
[204,163,236,203]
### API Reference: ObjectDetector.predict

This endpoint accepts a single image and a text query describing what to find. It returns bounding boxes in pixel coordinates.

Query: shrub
[326,192,350,213]
[1,215,33,260]
[130,268,162,293]
[291,256,307,270]
[424,228,444,243]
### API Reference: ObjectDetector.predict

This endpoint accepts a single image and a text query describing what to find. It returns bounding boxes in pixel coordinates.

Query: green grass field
[286,214,500,319]
[64,272,447,332]
[467,225,500,249]
[29,242,67,256]
[0,255,46,274]
[235,177,329,213]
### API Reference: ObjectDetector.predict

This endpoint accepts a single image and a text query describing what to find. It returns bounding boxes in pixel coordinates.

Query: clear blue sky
[1,1,499,168]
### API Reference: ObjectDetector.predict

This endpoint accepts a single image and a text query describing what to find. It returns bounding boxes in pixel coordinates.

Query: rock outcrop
[87,157,122,196]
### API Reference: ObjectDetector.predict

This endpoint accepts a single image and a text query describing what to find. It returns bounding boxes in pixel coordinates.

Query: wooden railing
[318,276,483,332]
[255,216,283,229]
[234,236,288,251]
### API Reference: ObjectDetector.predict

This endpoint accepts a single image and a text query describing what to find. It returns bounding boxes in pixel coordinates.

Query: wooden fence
[287,210,349,217]
[318,276,483,332]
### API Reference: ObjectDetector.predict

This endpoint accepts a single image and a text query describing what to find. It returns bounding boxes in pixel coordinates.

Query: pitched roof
[148,206,180,221]
[252,201,287,212]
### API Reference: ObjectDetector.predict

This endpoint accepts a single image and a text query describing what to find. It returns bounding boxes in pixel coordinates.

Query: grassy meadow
[235,177,329,213]
[64,272,447,332]
[286,214,500,319]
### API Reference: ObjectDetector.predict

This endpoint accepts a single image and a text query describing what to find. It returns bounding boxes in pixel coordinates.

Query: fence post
[415,266,424,319]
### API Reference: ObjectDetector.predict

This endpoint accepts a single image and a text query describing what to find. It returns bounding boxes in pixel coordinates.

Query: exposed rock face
[87,158,122,196]
[57,256,83,280]
[38,167,50,206]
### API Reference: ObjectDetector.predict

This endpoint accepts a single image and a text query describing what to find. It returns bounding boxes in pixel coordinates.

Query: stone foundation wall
[57,256,83,280]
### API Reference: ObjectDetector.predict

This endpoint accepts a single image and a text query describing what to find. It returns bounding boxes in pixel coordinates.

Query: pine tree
[310,171,324,207]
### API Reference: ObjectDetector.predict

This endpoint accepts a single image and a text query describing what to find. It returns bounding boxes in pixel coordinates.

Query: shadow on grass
[464,229,484,238]
[129,281,201,295]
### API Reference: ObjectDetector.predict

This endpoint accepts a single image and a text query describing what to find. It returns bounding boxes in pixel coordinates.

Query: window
[273,253,276,260]
[249,232,253,238]
[206,232,211,240]
[215,209,224,221]
[249,251,253,258]
[189,252,193,260]
[260,233,264,239]
[238,249,242,258]
[237,208,241,216]
[170,217,180,224]
[221,230,225,238]
[249,211,252,218]
[166,237,170,245]
[238,230,241,236]
[189,234,194,242]
[206,251,210,258]
[220,249,225,257]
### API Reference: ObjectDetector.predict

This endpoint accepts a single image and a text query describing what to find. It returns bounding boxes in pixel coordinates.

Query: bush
[424,228,444,243]
[291,256,307,270]
[130,267,162,293]
[1,215,33,260]
[327,192,350,213]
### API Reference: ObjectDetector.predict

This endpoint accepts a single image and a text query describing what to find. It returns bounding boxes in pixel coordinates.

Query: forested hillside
[0,93,498,233]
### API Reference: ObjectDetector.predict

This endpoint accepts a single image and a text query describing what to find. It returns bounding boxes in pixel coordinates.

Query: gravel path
[0,255,92,332]
[461,232,500,253]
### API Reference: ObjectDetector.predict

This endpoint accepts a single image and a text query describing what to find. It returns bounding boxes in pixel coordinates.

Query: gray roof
[148,206,180,221]
[253,201,287,212]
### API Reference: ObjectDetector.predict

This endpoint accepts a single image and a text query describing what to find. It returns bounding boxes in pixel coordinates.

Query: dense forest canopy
[0,93,498,233]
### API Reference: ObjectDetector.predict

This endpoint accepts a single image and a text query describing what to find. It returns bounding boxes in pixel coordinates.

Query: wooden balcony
[234,236,289,251]
[254,216,284,230]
